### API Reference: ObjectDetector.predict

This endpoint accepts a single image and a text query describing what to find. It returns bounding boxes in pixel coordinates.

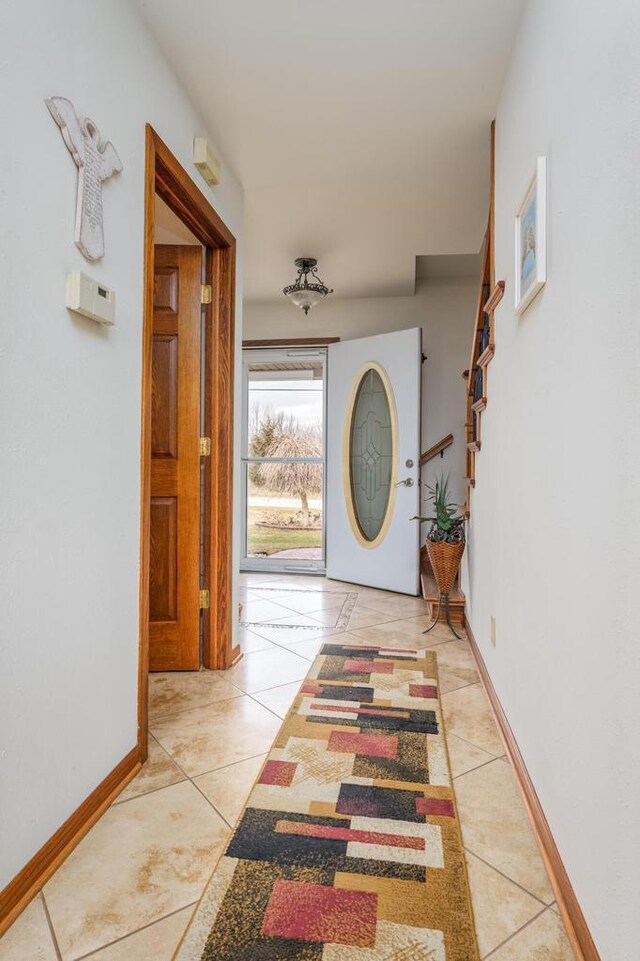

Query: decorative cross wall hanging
[46,97,123,261]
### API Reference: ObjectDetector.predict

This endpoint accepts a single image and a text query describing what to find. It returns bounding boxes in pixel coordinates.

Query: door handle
[395,477,414,487]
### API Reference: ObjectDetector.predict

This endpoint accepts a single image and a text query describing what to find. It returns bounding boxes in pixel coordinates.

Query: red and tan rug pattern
[174,643,479,961]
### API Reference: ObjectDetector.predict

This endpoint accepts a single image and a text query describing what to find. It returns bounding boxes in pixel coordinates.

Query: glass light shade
[283,258,332,314]
[286,288,325,311]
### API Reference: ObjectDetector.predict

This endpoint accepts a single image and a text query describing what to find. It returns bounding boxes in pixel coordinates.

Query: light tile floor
[0,573,574,961]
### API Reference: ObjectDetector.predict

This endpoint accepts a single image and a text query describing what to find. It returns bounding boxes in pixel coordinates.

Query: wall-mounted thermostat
[65,271,115,326]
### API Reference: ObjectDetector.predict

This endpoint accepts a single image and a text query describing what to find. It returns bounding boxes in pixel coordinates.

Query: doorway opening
[138,127,239,761]
[241,347,326,574]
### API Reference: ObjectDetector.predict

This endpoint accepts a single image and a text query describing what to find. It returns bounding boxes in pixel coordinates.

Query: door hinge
[201,284,212,305]
[199,436,211,456]
[199,589,210,610]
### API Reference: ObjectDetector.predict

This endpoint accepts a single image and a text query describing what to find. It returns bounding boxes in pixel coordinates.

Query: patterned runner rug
[174,643,479,961]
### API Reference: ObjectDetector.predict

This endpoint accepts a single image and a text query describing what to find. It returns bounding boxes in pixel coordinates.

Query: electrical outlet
[490,616,497,647]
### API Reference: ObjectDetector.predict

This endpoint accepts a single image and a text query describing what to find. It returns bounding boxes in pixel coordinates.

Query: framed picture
[515,156,546,314]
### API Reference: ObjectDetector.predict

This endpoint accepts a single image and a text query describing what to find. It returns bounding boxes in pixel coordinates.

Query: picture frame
[514,156,546,314]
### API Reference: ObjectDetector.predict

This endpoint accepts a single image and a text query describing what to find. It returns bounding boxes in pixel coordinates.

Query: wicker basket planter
[426,538,465,595]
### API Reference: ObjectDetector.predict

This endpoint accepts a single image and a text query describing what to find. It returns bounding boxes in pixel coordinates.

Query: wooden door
[149,244,202,670]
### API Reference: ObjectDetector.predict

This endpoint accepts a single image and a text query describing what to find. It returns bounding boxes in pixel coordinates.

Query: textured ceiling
[136,0,523,300]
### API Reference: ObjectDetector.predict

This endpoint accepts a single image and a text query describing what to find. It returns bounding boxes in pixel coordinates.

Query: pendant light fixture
[283,257,333,315]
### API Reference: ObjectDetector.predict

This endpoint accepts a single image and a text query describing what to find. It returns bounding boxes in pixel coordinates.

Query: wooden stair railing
[419,433,453,467]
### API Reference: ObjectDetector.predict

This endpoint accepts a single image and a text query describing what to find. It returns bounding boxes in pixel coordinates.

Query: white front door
[326,328,421,594]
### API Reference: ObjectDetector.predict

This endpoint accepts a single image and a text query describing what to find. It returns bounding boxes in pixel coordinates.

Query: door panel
[327,328,421,594]
[149,496,178,620]
[151,335,178,457]
[149,245,202,670]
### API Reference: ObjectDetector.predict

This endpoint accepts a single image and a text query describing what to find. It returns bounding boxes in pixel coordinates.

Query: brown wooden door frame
[139,126,240,760]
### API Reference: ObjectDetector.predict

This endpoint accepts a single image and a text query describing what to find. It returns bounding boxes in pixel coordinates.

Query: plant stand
[423,538,465,640]
[423,591,462,640]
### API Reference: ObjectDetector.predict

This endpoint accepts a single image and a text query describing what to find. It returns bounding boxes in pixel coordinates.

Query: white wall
[244,269,477,525]
[462,1,640,956]
[0,0,244,887]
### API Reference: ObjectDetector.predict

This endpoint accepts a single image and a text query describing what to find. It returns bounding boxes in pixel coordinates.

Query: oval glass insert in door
[346,364,397,546]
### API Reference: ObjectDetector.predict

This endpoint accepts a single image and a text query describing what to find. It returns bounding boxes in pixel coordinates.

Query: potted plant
[414,473,465,635]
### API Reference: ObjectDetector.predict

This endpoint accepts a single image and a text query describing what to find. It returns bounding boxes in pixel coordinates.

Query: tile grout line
[240,586,354,620]
[231,621,452,720]
[244,598,449,644]
[452,754,501,782]
[279,626,452,653]
[249,625,341,660]
[114,744,269,818]
[253,633,339,652]
[117,726,200,799]
[148,666,312,732]
[257,603,454,649]
[245,621,440,665]
[347,612,432,631]
[181,731,276,827]
[456,734,513,777]
[112,730,175,802]
[256,636,319,659]
[246,590,352,621]
[70,901,198,961]
[186,771,235,829]
[481,905,551,959]
[225,630,468,756]
[232,628,469,710]
[40,891,63,961]
[150,746,233,830]
[454,756,509,788]
[463,846,553,909]
[187,750,268,781]
[243,688,295,724]
[439,678,480,696]
[244,622,341,645]
[348,622,457,642]
[115,747,269,809]
[112,775,188,807]
[451,733,505,763]
[122,719,242,828]
[147,690,243,725]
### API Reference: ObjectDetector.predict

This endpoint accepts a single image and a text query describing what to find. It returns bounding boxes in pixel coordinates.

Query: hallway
[0,575,572,961]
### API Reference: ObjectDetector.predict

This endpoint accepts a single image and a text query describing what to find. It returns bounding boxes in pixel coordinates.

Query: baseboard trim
[465,617,600,961]
[0,746,141,937]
